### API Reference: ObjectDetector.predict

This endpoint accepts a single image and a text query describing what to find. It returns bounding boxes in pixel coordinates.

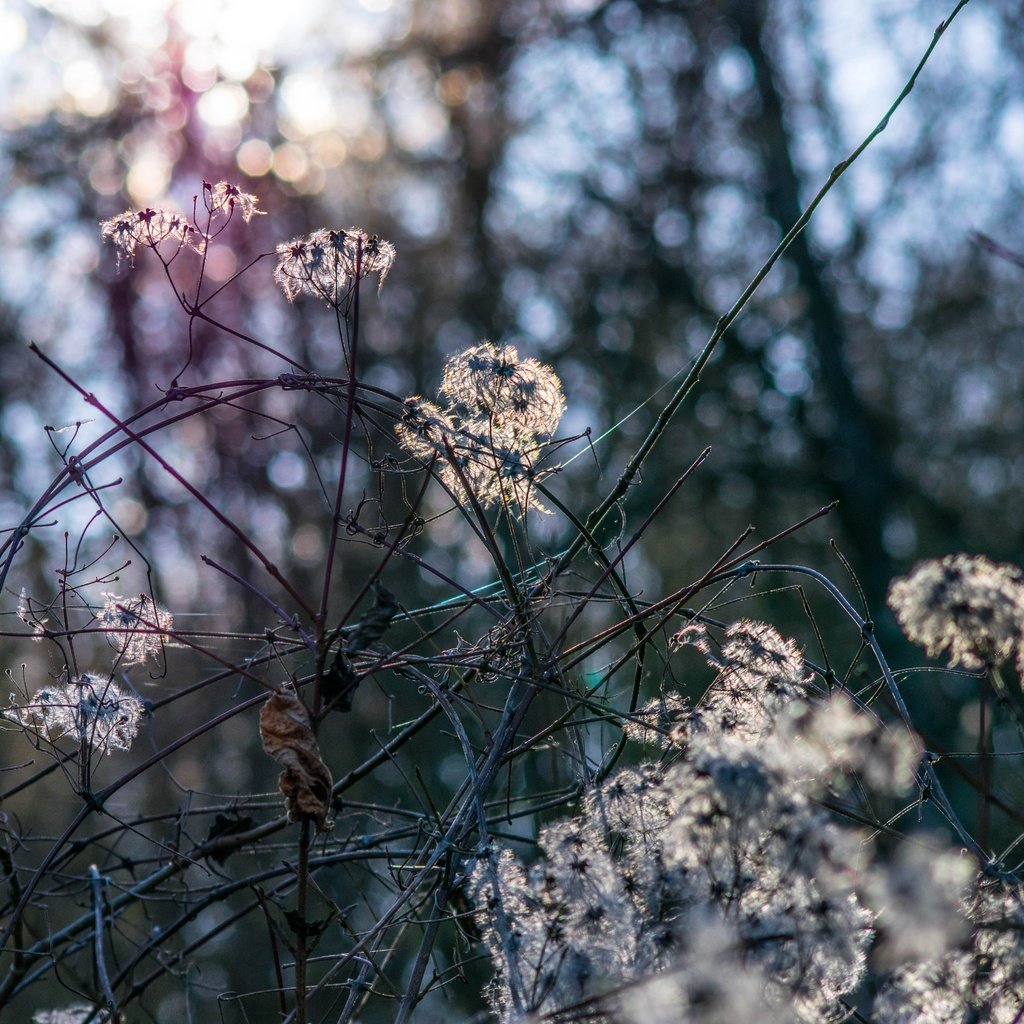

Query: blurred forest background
[1,0,1024,1019]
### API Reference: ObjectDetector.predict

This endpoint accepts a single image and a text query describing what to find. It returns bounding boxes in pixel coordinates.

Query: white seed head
[99,207,203,267]
[274,227,395,306]
[10,673,144,755]
[97,592,173,666]
[888,554,1024,670]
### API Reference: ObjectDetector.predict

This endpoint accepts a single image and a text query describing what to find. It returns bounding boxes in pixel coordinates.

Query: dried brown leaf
[259,683,334,831]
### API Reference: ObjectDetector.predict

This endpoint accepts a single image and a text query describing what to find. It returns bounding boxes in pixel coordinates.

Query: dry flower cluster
[888,553,1024,672]
[397,343,565,513]
[470,623,992,1024]
[2,176,1022,1024]
[274,227,396,305]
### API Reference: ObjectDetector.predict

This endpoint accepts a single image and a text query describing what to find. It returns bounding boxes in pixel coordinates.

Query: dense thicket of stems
[4,6,1024,1022]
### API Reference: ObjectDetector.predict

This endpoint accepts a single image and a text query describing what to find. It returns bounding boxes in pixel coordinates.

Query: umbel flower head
[7,673,144,755]
[887,553,1024,671]
[274,227,396,306]
[99,181,261,268]
[440,342,565,436]
[396,344,564,515]
[99,207,202,267]
[204,180,263,222]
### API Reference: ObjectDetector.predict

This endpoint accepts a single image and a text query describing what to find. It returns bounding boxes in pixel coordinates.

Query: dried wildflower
[33,1006,111,1024]
[97,592,173,666]
[888,554,1024,671]
[8,673,144,754]
[396,345,564,516]
[471,629,894,1024]
[205,180,263,222]
[394,397,458,462]
[865,841,973,966]
[616,922,788,1024]
[440,342,565,437]
[717,620,809,685]
[777,693,919,796]
[16,588,49,642]
[398,398,548,512]
[874,879,1024,1023]
[99,207,201,267]
[621,693,689,748]
[584,765,672,840]
[669,620,713,655]
[451,424,553,512]
[873,955,974,1024]
[680,621,813,743]
[273,227,395,306]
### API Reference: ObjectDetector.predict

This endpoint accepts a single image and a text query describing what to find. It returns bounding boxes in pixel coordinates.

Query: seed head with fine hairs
[99,207,202,267]
[6,673,144,755]
[887,553,1024,671]
[397,344,564,514]
[204,180,264,222]
[97,593,173,667]
[33,1006,112,1024]
[470,620,911,1023]
[440,341,565,437]
[274,227,395,306]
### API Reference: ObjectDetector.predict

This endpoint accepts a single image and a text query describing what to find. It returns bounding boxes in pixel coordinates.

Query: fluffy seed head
[99,207,202,267]
[440,342,565,438]
[97,593,173,666]
[397,344,564,515]
[205,180,263,222]
[9,674,145,754]
[887,554,1024,670]
[274,227,395,306]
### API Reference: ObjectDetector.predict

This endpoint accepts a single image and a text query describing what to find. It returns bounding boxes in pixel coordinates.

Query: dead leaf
[321,648,359,714]
[345,583,401,654]
[259,683,334,831]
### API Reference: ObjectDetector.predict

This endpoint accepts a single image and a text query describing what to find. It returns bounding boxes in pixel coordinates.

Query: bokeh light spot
[63,59,114,117]
[292,523,324,563]
[280,72,336,138]
[197,81,250,127]
[272,143,309,183]
[236,138,273,176]
[308,132,347,169]
[268,451,308,491]
[0,10,28,55]
[126,147,172,204]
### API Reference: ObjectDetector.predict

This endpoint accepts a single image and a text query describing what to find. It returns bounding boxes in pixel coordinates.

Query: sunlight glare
[0,10,27,55]
[62,59,114,117]
[126,145,172,203]
[280,73,337,138]
[196,81,250,127]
